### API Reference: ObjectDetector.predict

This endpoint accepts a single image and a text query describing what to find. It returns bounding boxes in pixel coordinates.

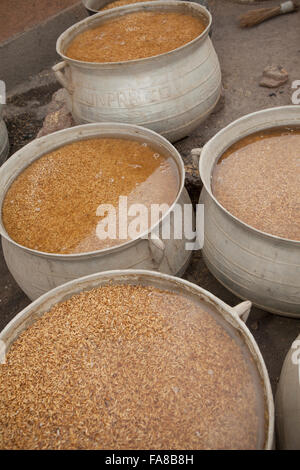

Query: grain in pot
[65,11,207,63]
[2,138,179,254]
[212,127,300,241]
[101,0,159,11]
[0,284,266,449]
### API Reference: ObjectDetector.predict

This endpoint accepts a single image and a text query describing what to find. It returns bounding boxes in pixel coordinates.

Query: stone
[259,65,289,88]
[36,104,74,138]
[36,88,74,138]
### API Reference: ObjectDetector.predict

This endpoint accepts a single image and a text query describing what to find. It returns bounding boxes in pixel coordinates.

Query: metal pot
[194,106,300,317]
[0,122,193,301]
[53,1,221,142]
[275,333,300,449]
[0,269,274,449]
[0,104,9,165]
[82,0,209,15]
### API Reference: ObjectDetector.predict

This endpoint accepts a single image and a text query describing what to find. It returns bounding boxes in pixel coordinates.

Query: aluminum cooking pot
[0,122,193,300]
[194,106,300,317]
[54,1,221,142]
[0,269,274,449]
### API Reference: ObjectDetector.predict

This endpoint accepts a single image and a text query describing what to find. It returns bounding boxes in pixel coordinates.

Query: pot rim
[82,0,152,15]
[0,268,274,450]
[0,122,185,259]
[56,1,212,68]
[199,105,300,246]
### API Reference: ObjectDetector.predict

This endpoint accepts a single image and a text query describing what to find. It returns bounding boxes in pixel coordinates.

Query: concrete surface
[0,2,87,90]
[1,0,300,402]
[0,0,81,42]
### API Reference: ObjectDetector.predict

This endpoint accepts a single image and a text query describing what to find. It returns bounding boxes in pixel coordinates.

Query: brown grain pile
[2,138,179,254]
[0,284,265,450]
[212,127,300,241]
[66,11,206,63]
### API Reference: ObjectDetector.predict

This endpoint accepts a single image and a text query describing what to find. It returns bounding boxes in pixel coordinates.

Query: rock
[259,65,289,88]
[36,88,74,138]
[36,104,74,138]
[47,88,70,113]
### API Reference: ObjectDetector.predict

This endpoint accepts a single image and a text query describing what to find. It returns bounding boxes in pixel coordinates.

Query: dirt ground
[1,0,300,398]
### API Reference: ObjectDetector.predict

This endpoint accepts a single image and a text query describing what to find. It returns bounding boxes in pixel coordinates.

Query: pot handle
[232,300,252,323]
[190,147,203,170]
[148,234,166,268]
[52,61,72,93]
